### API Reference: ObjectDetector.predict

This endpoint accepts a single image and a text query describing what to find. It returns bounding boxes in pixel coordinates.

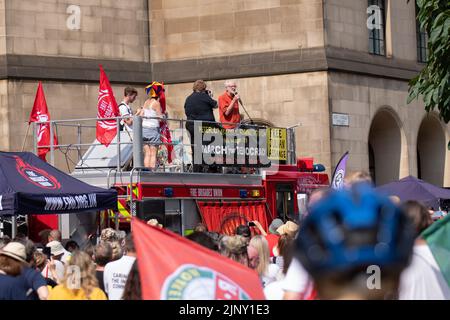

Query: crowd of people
[1,171,449,300]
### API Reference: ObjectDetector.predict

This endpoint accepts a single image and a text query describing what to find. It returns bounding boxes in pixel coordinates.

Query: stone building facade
[0,0,448,187]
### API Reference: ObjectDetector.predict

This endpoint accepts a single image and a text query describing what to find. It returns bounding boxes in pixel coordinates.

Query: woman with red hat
[137,82,165,170]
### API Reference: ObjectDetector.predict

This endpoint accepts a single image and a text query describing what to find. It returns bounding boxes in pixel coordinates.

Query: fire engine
[26,119,329,242]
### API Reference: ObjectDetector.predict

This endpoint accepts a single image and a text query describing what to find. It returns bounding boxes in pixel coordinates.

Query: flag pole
[21,123,31,152]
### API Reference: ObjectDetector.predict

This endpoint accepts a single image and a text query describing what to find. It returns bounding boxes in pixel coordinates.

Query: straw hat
[276,221,299,237]
[0,242,27,263]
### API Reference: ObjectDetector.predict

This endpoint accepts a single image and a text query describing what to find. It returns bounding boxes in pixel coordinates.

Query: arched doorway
[417,115,446,186]
[368,109,404,186]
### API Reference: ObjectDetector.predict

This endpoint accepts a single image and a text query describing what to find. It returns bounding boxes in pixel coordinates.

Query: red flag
[29,82,58,161]
[159,85,174,163]
[132,218,265,300]
[96,65,119,147]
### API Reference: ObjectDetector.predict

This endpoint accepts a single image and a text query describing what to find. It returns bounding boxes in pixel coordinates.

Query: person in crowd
[247,245,259,270]
[41,241,66,284]
[138,82,165,170]
[0,242,29,300]
[295,184,415,300]
[184,80,218,172]
[48,230,71,264]
[249,236,280,287]
[48,251,107,300]
[398,201,450,300]
[186,232,218,252]
[64,240,79,253]
[147,218,163,229]
[103,234,136,300]
[37,230,52,248]
[235,225,251,240]
[218,80,242,129]
[0,236,10,249]
[264,235,295,300]
[83,244,95,260]
[194,223,208,233]
[110,241,123,261]
[119,87,138,133]
[122,261,141,300]
[344,170,373,188]
[218,235,249,267]
[276,221,299,238]
[93,242,113,293]
[15,239,49,300]
[251,219,283,257]
[32,251,57,288]
[272,234,293,272]
[100,228,119,243]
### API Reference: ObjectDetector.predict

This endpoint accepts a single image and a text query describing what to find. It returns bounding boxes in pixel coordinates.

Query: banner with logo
[96,65,119,147]
[28,82,58,161]
[132,218,265,300]
[194,124,286,167]
[331,151,349,190]
[0,152,117,216]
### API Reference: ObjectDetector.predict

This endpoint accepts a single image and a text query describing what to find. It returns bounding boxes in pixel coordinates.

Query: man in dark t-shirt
[184,80,218,172]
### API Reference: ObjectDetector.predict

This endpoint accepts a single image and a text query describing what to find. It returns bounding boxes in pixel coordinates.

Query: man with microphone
[218,80,242,129]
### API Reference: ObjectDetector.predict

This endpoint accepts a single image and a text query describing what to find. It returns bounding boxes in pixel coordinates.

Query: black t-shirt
[0,274,28,300]
[184,92,218,122]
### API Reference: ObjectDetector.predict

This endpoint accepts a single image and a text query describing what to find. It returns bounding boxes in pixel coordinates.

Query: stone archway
[368,108,407,186]
[417,115,446,186]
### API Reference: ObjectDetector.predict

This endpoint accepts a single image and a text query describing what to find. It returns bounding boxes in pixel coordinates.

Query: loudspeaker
[135,200,166,225]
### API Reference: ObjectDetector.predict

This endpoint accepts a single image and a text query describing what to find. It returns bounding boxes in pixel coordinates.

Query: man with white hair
[218,80,241,129]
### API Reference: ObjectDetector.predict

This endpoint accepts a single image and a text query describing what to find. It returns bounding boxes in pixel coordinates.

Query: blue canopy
[376,176,450,210]
[0,152,117,216]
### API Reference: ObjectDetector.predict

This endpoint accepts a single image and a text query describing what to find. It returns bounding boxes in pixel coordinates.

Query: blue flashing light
[313,164,326,172]
[239,190,248,198]
[164,188,174,197]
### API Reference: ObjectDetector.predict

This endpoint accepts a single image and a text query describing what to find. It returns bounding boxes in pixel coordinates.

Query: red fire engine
[26,124,329,241]
[104,158,329,236]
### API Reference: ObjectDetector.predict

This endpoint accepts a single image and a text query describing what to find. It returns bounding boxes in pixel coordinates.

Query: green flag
[422,214,450,287]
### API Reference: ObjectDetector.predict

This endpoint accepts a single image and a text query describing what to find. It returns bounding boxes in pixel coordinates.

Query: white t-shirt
[264,280,285,300]
[399,244,450,300]
[119,102,133,132]
[281,258,314,298]
[41,260,65,283]
[103,255,136,300]
[261,264,281,288]
[61,250,72,265]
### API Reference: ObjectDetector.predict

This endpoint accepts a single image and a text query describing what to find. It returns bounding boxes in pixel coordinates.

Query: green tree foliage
[408,0,450,123]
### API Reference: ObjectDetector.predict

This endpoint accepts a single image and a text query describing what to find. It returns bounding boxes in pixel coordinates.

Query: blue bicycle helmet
[295,184,415,276]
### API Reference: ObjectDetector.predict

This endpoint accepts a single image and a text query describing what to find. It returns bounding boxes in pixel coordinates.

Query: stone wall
[325,0,419,62]
[4,0,149,62]
[329,72,450,187]
[150,0,324,62]
[164,71,332,174]
[3,72,331,175]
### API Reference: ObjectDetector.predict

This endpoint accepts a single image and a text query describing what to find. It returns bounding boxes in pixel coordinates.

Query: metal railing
[32,115,299,175]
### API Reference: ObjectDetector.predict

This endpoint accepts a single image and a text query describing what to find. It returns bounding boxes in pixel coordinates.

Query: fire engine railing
[32,116,300,176]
